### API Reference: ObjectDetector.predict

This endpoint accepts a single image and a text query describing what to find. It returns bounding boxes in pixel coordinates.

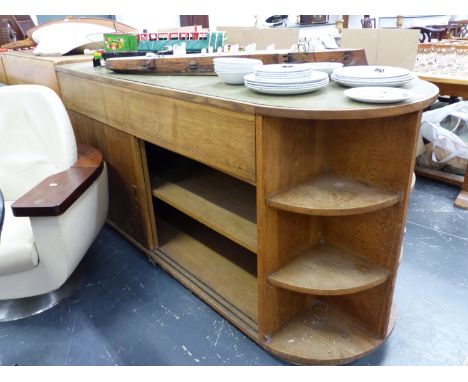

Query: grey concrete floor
[0,177,467,366]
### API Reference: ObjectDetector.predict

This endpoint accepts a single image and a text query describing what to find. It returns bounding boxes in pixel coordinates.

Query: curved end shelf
[266,173,401,216]
[266,301,390,365]
[267,244,389,295]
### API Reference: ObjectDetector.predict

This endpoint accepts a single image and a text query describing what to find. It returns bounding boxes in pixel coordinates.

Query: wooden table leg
[454,173,468,209]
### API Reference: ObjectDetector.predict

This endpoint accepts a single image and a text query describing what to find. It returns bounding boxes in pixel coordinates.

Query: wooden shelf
[151,165,257,253]
[156,217,258,327]
[267,244,389,295]
[266,173,401,216]
[267,301,386,365]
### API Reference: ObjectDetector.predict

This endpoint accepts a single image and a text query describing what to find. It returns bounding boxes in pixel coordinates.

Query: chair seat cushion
[0,201,39,276]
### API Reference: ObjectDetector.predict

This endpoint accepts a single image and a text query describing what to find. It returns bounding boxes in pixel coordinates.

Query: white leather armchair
[0,85,108,320]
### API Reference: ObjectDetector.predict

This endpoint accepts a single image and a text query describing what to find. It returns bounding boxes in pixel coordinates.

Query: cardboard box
[104,33,138,52]
[341,28,419,70]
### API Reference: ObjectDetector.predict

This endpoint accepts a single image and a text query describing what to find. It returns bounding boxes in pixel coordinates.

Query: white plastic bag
[420,102,468,164]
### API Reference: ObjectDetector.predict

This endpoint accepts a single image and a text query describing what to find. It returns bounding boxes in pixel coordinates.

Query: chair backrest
[361,17,376,28]
[0,85,77,201]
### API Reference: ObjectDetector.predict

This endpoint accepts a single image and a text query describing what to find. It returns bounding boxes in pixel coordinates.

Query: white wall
[115,14,180,32]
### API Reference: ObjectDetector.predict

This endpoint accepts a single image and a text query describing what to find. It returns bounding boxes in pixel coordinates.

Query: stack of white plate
[331,65,414,87]
[213,57,263,85]
[244,63,329,95]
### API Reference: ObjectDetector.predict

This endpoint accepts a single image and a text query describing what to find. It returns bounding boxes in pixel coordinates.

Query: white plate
[308,62,343,75]
[331,74,414,88]
[244,72,328,85]
[255,63,314,74]
[245,81,328,95]
[244,80,329,90]
[332,73,414,83]
[213,57,263,66]
[344,87,413,103]
[332,65,410,79]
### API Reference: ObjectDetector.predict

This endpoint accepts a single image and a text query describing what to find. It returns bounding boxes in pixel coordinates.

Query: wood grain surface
[266,300,385,365]
[12,144,103,217]
[267,243,389,295]
[266,173,401,216]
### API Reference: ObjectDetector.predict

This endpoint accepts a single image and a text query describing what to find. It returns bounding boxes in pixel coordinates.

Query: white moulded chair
[0,84,108,320]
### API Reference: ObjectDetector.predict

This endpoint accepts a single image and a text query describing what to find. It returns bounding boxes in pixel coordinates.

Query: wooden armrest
[11,144,104,217]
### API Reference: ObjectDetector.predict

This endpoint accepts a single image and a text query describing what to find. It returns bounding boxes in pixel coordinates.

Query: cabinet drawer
[59,73,256,184]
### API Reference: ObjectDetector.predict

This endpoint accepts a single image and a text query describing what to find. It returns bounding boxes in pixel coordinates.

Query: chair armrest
[11,144,104,217]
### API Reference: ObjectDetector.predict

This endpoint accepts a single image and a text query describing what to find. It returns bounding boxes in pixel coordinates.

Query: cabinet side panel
[257,116,324,337]
[0,55,6,83]
[321,112,422,336]
[68,110,156,250]
[2,55,60,95]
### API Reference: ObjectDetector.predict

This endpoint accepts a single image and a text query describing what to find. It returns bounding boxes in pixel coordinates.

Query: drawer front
[59,73,256,184]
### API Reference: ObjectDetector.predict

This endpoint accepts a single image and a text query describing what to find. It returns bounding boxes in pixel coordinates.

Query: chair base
[0,270,80,322]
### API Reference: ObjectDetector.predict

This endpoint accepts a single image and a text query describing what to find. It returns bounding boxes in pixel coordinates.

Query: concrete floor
[0,177,467,366]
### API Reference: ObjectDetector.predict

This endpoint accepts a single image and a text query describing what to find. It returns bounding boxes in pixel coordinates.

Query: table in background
[414,70,468,209]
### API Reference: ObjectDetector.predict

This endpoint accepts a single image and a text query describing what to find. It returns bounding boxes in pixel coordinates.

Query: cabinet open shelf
[266,173,401,216]
[267,300,385,365]
[155,203,258,329]
[149,150,257,253]
[267,243,389,295]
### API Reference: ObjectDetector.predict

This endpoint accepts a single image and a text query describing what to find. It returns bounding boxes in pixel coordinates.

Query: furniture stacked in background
[414,40,468,208]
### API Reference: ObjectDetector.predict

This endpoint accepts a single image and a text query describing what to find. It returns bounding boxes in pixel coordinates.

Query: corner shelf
[266,173,401,216]
[150,165,257,253]
[266,300,386,365]
[267,244,389,295]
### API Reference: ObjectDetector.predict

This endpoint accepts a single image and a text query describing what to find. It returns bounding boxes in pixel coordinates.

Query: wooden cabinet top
[0,50,91,65]
[57,62,438,119]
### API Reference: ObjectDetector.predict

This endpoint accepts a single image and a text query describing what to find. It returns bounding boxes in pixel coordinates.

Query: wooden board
[0,54,6,83]
[105,49,368,74]
[68,110,157,250]
[156,216,258,325]
[266,173,401,216]
[151,163,257,253]
[0,51,90,95]
[266,300,385,365]
[57,64,439,121]
[58,73,257,184]
[267,244,389,295]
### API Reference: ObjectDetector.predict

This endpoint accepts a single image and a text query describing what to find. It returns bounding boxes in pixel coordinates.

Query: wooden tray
[104,48,368,75]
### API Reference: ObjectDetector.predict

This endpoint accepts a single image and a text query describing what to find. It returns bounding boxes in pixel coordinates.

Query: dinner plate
[332,65,410,79]
[255,63,315,74]
[244,72,328,85]
[244,80,329,90]
[343,87,414,103]
[331,74,414,88]
[245,81,328,95]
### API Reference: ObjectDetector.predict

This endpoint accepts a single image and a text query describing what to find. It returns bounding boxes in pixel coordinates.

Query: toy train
[103,30,226,54]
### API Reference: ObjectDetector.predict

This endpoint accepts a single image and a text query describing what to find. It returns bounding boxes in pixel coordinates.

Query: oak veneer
[267,244,389,295]
[151,164,257,253]
[12,144,103,217]
[266,173,401,216]
[156,213,258,327]
[266,300,388,365]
